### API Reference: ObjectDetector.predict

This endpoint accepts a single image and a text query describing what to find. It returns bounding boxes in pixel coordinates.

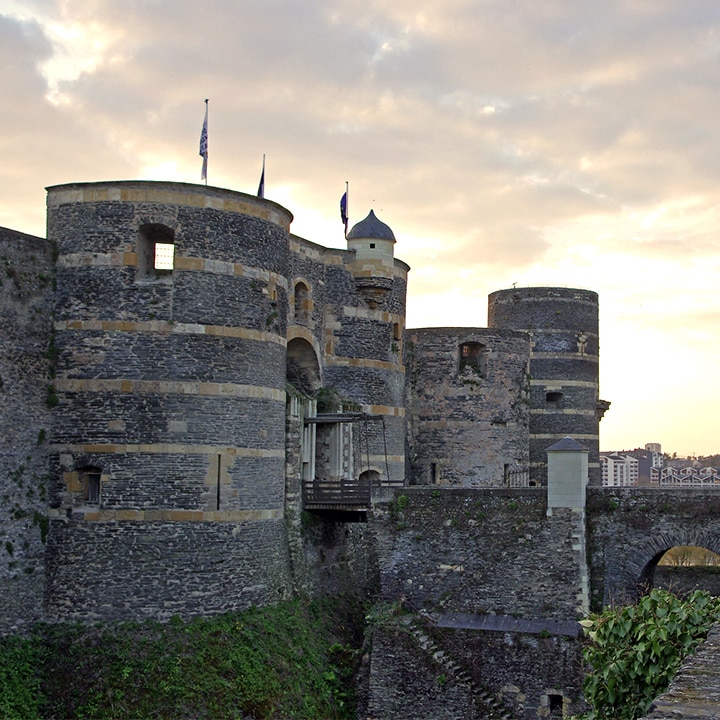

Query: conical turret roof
[347,210,396,242]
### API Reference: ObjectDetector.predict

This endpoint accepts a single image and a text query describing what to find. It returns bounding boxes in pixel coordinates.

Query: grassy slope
[0,595,366,720]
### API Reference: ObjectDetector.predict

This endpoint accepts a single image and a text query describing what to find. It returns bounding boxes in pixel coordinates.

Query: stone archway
[286,337,321,396]
[629,531,720,600]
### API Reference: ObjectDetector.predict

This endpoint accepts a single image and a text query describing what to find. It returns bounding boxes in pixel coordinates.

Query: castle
[0,179,608,631]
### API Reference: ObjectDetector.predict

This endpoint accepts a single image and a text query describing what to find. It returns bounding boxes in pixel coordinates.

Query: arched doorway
[286,338,320,396]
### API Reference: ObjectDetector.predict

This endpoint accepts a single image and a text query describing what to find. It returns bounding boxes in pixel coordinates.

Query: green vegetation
[45,384,58,409]
[578,588,720,720]
[0,595,365,720]
[0,636,44,720]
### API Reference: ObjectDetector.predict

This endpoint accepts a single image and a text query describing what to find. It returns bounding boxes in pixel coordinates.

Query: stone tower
[406,327,531,487]
[488,287,608,485]
[45,181,295,621]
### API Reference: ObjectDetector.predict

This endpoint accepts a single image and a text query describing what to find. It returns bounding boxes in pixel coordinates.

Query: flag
[257,155,265,198]
[199,100,208,181]
[340,190,348,237]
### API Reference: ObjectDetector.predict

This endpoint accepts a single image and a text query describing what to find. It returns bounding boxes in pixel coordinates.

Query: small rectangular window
[548,693,563,717]
[154,242,175,270]
[459,342,486,377]
[546,391,563,405]
[81,468,101,504]
[137,223,175,280]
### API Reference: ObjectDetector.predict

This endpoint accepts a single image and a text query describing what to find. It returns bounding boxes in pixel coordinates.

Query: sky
[1,0,719,457]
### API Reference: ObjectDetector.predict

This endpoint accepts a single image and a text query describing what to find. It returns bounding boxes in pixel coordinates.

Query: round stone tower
[488,287,607,485]
[46,180,295,621]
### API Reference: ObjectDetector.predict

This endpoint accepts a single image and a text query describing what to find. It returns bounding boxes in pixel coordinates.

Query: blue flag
[340,191,348,236]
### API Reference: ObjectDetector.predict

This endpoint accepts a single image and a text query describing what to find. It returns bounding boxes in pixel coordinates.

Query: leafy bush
[0,635,45,719]
[580,588,720,720]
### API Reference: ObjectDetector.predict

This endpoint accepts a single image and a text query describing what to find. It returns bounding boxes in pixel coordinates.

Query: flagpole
[257,154,265,198]
[205,99,208,186]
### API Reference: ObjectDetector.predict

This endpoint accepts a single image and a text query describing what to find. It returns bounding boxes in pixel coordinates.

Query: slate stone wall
[365,624,479,720]
[0,228,54,633]
[488,287,602,485]
[371,488,586,620]
[44,517,291,622]
[366,486,588,719]
[448,629,585,718]
[654,566,720,597]
[406,327,531,487]
[642,625,720,719]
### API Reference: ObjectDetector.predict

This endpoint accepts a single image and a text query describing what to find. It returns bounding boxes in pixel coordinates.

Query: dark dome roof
[347,210,395,241]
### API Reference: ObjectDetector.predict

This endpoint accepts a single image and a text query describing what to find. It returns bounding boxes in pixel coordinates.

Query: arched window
[459,342,486,377]
[294,281,310,324]
[359,469,381,490]
[137,224,175,281]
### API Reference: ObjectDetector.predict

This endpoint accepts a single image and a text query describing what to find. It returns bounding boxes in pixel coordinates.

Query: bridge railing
[302,475,371,508]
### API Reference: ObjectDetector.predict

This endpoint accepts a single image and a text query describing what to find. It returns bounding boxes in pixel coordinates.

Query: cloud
[2,0,720,453]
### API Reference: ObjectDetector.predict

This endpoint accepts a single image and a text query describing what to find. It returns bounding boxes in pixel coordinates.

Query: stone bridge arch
[628,531,720,599]
[587,489,720,609]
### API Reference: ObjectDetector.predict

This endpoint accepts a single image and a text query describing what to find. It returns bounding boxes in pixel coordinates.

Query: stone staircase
[401,615,517,720]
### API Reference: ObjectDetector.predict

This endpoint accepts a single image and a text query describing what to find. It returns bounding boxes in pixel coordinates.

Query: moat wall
[364,487,588,718]
[0,228,54,633]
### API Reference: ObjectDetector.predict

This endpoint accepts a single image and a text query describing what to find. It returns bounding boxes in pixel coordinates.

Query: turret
[346,210,396,308]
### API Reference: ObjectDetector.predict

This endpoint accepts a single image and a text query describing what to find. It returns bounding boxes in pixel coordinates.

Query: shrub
[0,635,45,719]
[580,588,720,719]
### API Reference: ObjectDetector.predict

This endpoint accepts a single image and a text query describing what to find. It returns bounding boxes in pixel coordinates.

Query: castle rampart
[0,228,54,633]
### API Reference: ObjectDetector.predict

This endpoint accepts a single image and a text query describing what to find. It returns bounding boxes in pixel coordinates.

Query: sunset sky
[2,0,720,456]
